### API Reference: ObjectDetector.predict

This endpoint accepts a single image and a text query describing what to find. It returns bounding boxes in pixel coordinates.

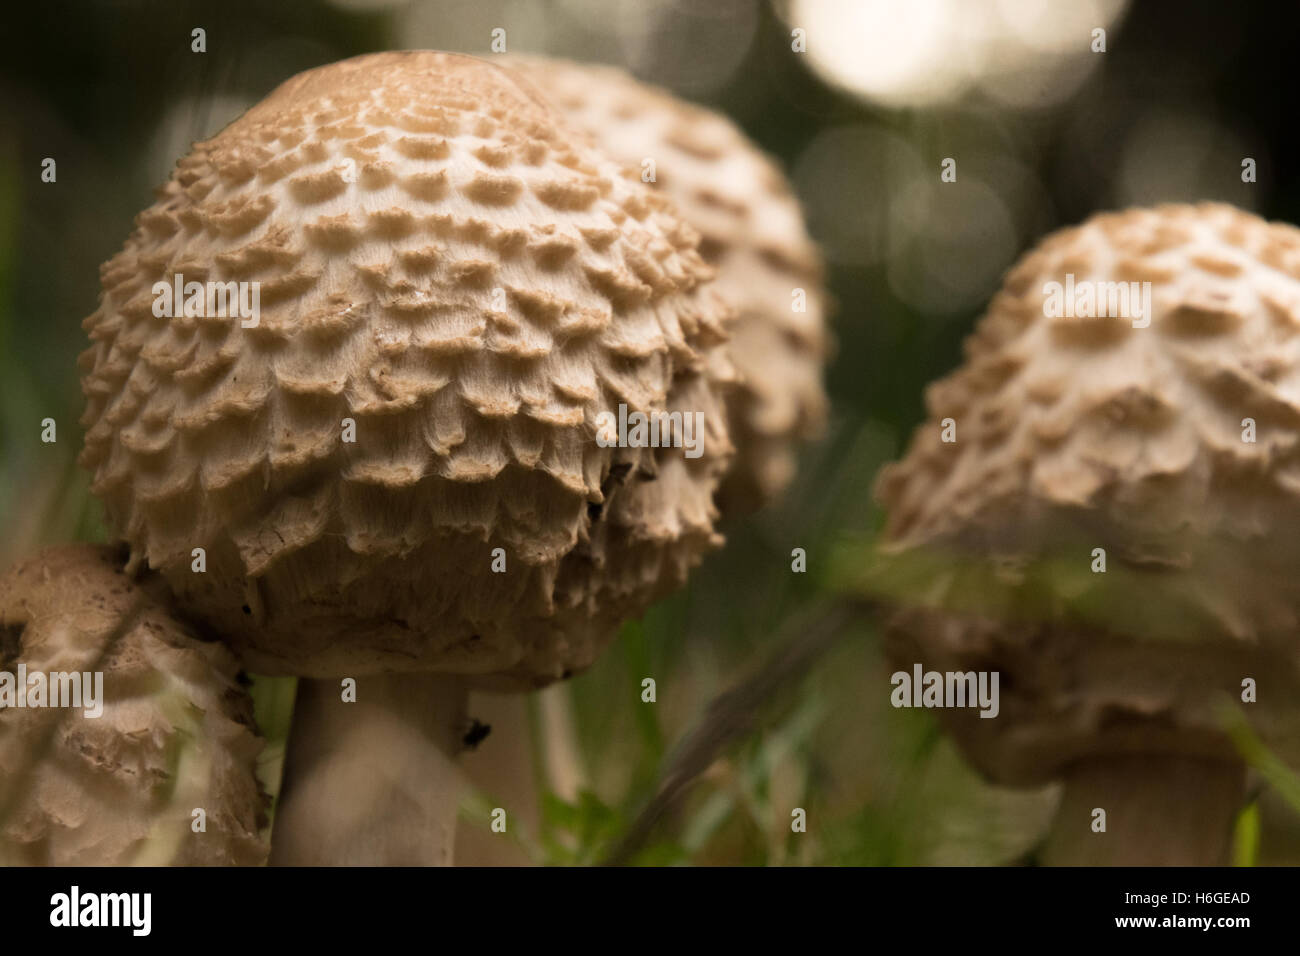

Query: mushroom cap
[0,544,268,865]
[78,51,735,686]
[505,54,829,512]
[874,202,1300,786]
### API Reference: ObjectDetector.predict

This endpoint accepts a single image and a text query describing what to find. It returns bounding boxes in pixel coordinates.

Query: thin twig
[602,599,863,865]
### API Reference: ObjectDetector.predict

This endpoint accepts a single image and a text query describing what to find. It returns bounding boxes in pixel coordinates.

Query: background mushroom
[505,54,830,514]
[454,55,831,864]
[872,202,1300,864]
[77,51,736,864]
[0,544,268,865]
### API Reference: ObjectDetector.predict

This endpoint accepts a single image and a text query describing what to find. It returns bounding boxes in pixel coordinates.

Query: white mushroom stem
[455,685,587,865]
[270,673,468,866]
[455,693,539,866]
[1042,754,1246,865]
[538,683,587,801]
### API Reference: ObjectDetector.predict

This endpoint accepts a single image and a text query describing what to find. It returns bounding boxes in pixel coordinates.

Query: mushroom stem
[270,673,468,866]
[1041,754,1246,866]
[538,683,587,801]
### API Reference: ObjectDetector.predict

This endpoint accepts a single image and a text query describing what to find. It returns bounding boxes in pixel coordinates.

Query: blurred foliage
[247,675,298,826]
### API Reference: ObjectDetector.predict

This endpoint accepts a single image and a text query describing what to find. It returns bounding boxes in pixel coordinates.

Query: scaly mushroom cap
[874,202,1300,785]
[0,544,268,865]
[505,55,828,511]
[78,51,736,686]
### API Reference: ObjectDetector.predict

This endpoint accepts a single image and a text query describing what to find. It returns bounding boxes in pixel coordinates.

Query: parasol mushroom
[873,202,1300,865]
[505,54,829,513]
[453,57,832,864]
[0,544,268,865]
[77,51,736,864]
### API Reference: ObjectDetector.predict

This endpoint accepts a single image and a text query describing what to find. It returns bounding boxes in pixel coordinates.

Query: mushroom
[450,56,830,864]
[0,544,268,865]
[78,51,735,863]
[873,202,1300,864]
[505,54,829,512]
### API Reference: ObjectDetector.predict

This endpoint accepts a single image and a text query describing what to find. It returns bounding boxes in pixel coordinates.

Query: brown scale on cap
[78,52,736,688]
[0,544,268,865]
[505,55,829,512]
[874,203,1300,863]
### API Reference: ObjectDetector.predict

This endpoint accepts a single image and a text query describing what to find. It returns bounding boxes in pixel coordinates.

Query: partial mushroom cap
[874,202,1300,786]
[506,54,829,512]
[79,51,735,686]
[0,544,268,865]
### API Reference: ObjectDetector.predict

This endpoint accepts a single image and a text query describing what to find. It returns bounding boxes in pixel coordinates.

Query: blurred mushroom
[0,544,268,865]
[873,202,1300,864]
[78,51,735,863]
[455,55,829,864]
[506,54,830,513]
